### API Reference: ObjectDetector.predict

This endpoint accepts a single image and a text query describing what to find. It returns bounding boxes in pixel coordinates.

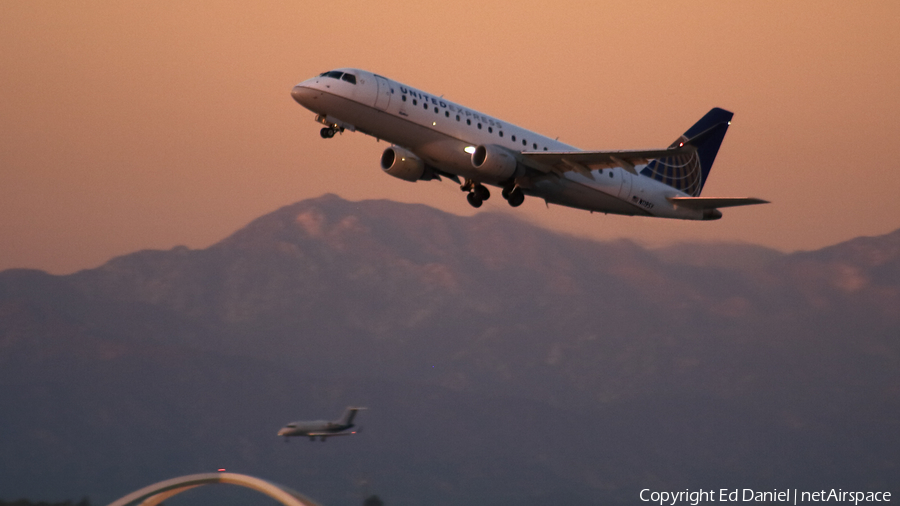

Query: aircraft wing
[306,431,357,437]
[521,146,690,176]
[519,119,729,176]
[667,197,769,209]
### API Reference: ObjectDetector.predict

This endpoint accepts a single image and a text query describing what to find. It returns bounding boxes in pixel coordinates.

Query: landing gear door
[374,75,391,111]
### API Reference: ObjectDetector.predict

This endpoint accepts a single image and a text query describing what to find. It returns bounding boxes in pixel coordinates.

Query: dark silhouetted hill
[1,195,897,505]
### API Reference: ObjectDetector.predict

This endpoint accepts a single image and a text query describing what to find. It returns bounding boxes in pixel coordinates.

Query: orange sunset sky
[1,1,899,274]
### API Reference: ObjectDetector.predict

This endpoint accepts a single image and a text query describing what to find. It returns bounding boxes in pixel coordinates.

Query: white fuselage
[291,68,708,220]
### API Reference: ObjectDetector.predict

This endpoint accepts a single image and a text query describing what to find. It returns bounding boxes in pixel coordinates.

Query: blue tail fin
[639,108,733,196]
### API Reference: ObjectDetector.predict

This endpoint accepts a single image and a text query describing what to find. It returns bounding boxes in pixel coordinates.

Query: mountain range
[1,194,897,505]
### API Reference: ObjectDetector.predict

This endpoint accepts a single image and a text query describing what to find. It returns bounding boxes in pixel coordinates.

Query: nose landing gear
[315,114,346,139]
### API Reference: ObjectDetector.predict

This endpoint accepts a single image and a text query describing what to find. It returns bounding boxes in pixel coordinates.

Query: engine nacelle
[471,144,518,181]
[380,146,425,182]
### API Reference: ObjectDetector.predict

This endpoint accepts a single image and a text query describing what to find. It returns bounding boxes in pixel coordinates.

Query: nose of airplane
[291,83,317,107]
[291,84,304,103]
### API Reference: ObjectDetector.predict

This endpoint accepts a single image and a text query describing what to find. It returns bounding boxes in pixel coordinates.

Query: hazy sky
[2,1,899,274]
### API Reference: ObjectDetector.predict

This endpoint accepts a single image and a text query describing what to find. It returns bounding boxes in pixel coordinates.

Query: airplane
[290,68,767,220]
[277,407,365,442]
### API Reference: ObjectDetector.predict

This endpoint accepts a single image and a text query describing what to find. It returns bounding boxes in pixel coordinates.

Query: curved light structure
[106,472,321,506]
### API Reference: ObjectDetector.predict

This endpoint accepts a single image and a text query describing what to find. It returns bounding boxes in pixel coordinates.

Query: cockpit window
[341,73,357,84]
[325,70,344,79]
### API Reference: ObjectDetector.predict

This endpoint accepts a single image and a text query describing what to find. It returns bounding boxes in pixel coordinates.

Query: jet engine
[471,144,518,181]
[380,146,425,182]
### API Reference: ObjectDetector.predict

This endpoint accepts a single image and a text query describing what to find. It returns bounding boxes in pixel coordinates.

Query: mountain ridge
[1,195,897,505]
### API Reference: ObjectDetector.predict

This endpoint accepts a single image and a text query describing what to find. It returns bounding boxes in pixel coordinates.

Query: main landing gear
[503,185,525,207]
[461,180,491,208]
[462,180,525,208]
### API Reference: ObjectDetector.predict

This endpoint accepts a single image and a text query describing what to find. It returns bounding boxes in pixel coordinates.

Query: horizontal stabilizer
[668,197,769,209]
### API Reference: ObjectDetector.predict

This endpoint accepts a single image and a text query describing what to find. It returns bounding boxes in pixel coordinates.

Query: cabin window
[511,135,516,141]
[445,111,450,117]
[402,95,407,102]
[413,99,417,105]
[477,123,482,129]
[341,74,357,84]
[522,139,527,146]
[609,171,614,178]
[434,107,439,113]
[488,127,493,133]
[423,103,428,110]
[533,143,537,149]
[467,119,471,125]
[544,147,548,151]
[499,131,504,137]
[456,115,460,121]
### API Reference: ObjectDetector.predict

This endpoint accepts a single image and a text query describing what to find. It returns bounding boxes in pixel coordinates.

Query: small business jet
[291,68,767,220]
[277,407,365,442]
